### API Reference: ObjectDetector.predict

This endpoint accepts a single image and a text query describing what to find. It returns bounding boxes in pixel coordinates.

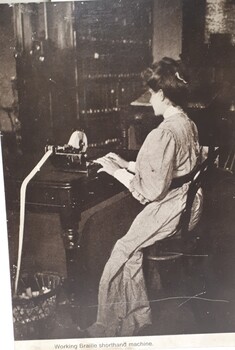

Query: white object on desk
[68,130,88,152]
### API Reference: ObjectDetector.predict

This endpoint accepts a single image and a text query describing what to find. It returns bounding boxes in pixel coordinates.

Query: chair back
[144,147,219,263]
[178,147,219,238]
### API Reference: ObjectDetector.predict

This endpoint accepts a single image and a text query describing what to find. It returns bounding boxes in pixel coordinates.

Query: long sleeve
[129,128,176,204]
[113,161,136,188]
[127,161,136,173]
[114,169,134,188]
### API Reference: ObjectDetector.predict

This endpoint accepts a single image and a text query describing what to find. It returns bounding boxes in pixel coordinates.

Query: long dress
[87,106,202,337]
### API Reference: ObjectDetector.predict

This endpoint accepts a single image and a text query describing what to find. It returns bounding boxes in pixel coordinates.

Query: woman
[84,57,202,337]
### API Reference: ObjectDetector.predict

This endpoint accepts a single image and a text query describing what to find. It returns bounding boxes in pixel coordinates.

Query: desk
[4,150,136,307]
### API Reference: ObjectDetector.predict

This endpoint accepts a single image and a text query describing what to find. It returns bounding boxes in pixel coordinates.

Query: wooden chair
[144,147,219,291]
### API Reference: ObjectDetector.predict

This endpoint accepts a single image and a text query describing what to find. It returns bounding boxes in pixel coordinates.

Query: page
[0,1,235,349]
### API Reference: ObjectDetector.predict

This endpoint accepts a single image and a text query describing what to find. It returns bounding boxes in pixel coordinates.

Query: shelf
[88,138,121,148]
[77,37,151,46]
[80,108,121,115]
[80,73,141,80]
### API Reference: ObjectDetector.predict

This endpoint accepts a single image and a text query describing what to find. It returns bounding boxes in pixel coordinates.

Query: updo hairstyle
[142,57,189,108]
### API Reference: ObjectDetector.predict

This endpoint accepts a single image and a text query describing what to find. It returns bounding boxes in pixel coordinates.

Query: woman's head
[142,57,189,114]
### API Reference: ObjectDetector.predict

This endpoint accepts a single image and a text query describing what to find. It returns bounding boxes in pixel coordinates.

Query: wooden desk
[4,150,135,306]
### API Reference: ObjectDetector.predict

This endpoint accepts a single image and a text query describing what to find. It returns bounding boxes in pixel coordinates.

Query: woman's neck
[163,105,182,119]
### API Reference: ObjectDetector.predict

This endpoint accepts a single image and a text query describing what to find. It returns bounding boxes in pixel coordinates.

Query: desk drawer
[26,184,73,208]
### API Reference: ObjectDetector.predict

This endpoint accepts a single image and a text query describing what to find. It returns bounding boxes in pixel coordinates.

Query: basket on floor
[12,272,62,340]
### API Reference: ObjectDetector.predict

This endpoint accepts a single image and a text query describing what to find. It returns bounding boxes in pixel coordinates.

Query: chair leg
[144,245,163,294]
[145,259,162,292]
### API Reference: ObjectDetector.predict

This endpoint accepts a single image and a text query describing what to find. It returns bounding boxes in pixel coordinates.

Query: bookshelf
[13,0,153,152]
[74,0,153,148]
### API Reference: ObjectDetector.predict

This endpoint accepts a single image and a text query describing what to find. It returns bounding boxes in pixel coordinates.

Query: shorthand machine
[45,130,101,175]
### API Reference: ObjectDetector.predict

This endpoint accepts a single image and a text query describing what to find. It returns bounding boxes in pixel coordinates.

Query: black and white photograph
[1,1,235,349]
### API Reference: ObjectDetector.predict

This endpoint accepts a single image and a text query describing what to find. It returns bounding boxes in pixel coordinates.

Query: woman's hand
[104,152,129,169]
[94,157,121,176]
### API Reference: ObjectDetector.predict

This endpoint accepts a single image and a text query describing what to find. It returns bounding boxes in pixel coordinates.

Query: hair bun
[142,56,189,108]
[141,67,154,83]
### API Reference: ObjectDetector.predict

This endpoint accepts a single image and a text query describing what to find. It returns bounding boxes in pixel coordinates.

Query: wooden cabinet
[13,1,152,153]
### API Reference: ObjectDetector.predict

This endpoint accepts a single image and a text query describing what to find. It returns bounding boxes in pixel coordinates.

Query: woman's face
[149,89,166,116]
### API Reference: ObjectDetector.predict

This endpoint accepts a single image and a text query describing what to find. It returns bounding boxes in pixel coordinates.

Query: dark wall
[0,5,16,108]
[153,0,182,61]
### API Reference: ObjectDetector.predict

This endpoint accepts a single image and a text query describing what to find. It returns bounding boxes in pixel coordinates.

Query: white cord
[14,149,53,295]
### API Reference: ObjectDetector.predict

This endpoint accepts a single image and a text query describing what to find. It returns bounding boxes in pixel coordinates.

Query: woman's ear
[158,89,165,101]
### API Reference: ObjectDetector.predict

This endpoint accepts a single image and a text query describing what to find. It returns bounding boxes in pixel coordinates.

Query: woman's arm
[94,129,176,204]
[94,153,136,188]
[127,161,136,173]
[113,168,135,188]
[129,128,176,204]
